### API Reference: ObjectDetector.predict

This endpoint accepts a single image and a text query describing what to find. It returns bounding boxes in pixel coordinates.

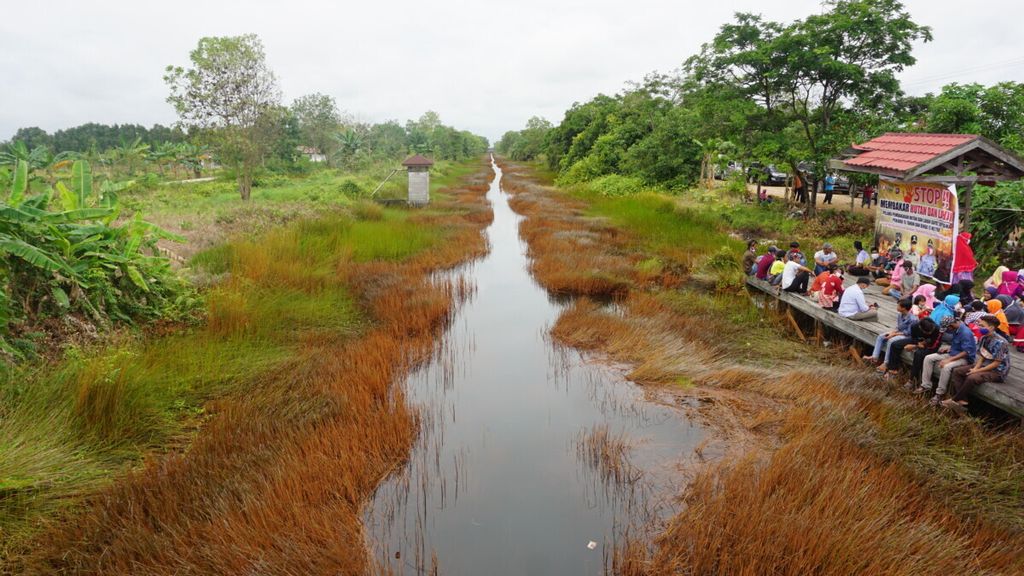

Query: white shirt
[781,260,803,290]
[856,249,869,265]
[814,250,838,266]
[838,284,870,317]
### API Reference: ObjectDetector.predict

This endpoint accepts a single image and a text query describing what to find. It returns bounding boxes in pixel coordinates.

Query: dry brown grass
[501,165,681,298]
[498,158,1024,575]
[9,160,494,575]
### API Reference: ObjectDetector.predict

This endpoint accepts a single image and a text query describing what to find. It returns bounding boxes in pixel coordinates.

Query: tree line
[6,123,186,155]
[164,34,487,199]
[5,34,489,201]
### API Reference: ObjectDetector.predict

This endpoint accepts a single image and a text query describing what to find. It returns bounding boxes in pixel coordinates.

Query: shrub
[586,174,647,197]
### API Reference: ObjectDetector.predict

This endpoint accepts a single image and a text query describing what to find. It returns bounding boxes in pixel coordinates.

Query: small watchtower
[402,154,434,206]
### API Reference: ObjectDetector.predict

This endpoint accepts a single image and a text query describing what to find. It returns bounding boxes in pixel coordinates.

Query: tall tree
[164,34,281,200]
[927,82,1024,153]
[291,92,342,165]
[688,0,931,213]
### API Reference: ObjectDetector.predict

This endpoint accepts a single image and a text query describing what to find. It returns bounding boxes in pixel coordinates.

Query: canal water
[365,157,703,574]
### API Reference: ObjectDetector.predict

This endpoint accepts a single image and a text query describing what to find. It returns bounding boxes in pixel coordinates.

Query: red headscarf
[952,232,977,274]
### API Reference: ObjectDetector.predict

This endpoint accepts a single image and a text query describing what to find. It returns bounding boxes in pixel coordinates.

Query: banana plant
[0,159,190,350]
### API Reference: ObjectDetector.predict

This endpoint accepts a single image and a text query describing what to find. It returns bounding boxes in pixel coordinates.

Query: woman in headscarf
[997,269,1024,299]
[929,294,960,326]
[912,284,937,310]
[984,266,1009,291]
[951,232,977,284]
[986,299,1011,337]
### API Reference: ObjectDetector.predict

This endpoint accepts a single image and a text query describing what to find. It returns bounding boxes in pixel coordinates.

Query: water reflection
[365,158,703,575]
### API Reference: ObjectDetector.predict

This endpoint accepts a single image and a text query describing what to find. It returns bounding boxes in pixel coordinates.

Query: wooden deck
[747,276,1024,419]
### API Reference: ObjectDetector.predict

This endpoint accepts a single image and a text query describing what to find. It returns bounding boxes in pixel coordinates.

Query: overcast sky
[3,0,1023,144]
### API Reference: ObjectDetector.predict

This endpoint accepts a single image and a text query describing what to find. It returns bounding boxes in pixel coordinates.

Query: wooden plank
[747,275,1024,418]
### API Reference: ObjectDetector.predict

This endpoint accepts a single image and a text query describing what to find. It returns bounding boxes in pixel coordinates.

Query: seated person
[929,295,960,326]
[768,252,788,285]
[986,299,1011,338]
[996,269,1024,299]
[887,261,919,299]
[865,246,889,281]
[813,242,839,275]
[838,277,878,320]
[917,315,977,407]
[983,266,1009,292]
[847,240,870,276]
[911,294,931,318]
[818,264,844,310]
[743,240,759,275]
[864,298,918,374]
[942,315,1010,414]
[901,318,943,388]
[963,300,986,326]
[780,253,814,295]
[787,241,807,267]
[754,246,778,280]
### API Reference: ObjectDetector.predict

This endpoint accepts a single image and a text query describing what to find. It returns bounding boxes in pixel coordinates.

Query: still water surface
[365,158,703,574]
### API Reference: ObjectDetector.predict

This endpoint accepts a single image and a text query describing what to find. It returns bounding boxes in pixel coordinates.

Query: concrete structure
[402,154,434,206]
[297,146,326,163]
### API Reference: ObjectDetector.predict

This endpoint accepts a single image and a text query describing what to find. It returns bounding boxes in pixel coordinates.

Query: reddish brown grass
[10,160,494,575]
[497,158,1024,575]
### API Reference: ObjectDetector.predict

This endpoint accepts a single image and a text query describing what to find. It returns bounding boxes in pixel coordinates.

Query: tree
[113,136,150,176]
[291,93,342,165]
[927,82,1024,153]
[165,34,281,200]
[688,0,931,213]
[367,120,407,159]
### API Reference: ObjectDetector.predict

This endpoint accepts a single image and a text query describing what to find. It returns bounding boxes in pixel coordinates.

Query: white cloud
[2,0,1022,144]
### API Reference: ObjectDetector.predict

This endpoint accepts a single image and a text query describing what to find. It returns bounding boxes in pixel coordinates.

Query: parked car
[797,161,851,194]
[747,163,787,186]
[714,161,745,180]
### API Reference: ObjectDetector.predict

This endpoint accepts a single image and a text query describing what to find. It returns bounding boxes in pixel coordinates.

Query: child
[911,294,931,319]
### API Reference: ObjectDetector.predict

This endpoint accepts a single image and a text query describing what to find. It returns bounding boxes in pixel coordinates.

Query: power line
[901,56,1024,89]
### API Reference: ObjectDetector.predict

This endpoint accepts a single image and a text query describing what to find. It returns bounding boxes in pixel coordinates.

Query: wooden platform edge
[746,276,1024,420]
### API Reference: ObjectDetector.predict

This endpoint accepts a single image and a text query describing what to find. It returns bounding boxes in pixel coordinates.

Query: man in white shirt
[813,242,839,275]
[781,253,813,295]
[838,277,879,320]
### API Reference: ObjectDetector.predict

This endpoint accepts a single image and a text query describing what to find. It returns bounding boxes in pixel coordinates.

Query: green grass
[0,191,450,551]
[572,188,745,258]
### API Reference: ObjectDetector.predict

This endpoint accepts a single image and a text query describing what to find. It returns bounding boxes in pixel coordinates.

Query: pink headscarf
[913,284,937,308]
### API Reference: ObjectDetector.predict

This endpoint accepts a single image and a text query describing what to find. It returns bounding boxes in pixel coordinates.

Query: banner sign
[874,179,958,283]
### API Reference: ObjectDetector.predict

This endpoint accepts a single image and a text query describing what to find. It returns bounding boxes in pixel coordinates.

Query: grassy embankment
[500,160,1024,575]
[0,158,493,574]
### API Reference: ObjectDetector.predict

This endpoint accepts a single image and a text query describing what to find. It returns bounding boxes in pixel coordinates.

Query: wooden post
[960,182,974,230]
[849,345,864,366]
[815,320,825,346]
[849,182,857,213]
[786,309,807,342]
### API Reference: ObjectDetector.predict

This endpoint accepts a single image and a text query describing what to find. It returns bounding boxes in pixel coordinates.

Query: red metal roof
[401,154,435,167]
[845,133,978,173]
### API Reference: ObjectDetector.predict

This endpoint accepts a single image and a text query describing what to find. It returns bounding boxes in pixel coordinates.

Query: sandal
[940,399,967,414]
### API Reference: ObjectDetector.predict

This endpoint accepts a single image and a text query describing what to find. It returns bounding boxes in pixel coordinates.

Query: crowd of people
[743,238,1021,414]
